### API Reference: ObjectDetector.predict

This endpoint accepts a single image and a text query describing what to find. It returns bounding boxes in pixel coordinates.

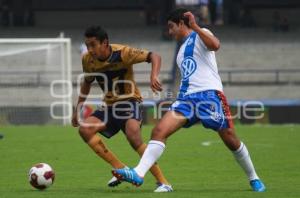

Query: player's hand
[150,75,162,93]
[184,12,198,29]
[71,111,79,127]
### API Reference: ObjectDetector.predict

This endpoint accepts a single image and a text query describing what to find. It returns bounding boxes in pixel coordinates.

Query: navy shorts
[91,100,142,138]
[170,90,234,131]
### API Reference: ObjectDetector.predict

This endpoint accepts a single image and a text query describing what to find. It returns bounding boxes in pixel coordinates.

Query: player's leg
[218,127,258,179]
[113,111,186,186]
[215,91,265,192]
[218,127,240,151]
[123,119,143,150]
[134,111,186,177]
[218,128,265,192]
[124,118,172,191]
[78,116,125,169]
[150,111,187,142]
[196,90,265,191]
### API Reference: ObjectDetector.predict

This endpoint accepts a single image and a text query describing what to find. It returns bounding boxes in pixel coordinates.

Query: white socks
[134,140,165,177]
[233,142,259,181]
[133,140,259,181]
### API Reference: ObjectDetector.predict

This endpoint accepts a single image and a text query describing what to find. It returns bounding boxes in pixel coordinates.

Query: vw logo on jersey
[181,57,197,80]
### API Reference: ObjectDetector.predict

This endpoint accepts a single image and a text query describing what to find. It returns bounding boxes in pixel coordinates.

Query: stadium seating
[0,26,300,102]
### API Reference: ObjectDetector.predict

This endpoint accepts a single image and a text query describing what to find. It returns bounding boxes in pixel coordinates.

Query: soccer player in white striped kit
[113,8,266,192]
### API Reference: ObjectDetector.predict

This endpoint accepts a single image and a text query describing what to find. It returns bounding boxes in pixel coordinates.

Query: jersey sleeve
[202,28,214,36]
[82,55,95,83]
[198,28,215,51]
[121,46,151,65]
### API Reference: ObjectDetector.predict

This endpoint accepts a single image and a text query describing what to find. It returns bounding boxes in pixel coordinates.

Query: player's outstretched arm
[149,52,163,93]
[72,80,92,127]
[184,12,220,51]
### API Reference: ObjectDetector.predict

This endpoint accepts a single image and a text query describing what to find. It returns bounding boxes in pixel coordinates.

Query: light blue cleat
[112,168,144,187]
[250,179,266,192]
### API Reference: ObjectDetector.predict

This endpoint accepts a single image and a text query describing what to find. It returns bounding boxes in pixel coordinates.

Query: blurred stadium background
[0,0,300,125]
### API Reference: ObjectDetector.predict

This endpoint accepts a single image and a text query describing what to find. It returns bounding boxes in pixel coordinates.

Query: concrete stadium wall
[0,27,300,103]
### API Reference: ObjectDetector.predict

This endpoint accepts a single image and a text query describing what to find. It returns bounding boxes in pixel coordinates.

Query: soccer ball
[28,163,55,190]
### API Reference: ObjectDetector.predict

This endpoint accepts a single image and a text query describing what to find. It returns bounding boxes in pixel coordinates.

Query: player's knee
[151,125,166,141]
[127,133,143,150]
[125,126,143,150]
[127,136,143,150]
[78,126,94,142]
[131,141,143,151]
[219,128,240,151]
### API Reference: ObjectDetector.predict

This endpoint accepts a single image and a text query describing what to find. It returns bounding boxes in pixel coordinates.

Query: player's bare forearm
[75,80,91,110]
[184,12,220,51]
[194,26,220,51]
[150,52,161,78]
[149,52,162,92]
[72,80,91,127]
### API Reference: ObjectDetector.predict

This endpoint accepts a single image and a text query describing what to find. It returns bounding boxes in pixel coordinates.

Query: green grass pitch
[1,125,300,198]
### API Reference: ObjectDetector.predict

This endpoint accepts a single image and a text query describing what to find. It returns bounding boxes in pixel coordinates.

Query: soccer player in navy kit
[73,26,172,192]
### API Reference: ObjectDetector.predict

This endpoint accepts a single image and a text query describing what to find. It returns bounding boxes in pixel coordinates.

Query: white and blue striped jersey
[176,29,223,98]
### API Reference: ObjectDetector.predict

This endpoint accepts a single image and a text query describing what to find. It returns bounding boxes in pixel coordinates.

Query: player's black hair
[84,26,108,43]
[167,8,190,28]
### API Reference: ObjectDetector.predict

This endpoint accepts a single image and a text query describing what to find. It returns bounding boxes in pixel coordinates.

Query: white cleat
[108,167,130,187]
[107,176,122,187]
[154,183,173,192]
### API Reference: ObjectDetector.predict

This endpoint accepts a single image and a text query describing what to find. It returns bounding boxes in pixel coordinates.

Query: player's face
[85,37,108,59]
[167,20,184,41]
